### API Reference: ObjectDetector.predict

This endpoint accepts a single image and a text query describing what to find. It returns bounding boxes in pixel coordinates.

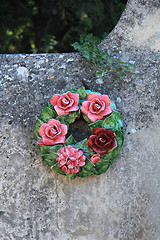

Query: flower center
[98,137,106,146]
[62,97,69,106]
[93,103,101,111]
[50,127,58,136]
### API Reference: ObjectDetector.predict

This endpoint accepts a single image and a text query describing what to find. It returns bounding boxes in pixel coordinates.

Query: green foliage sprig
[72,33,134,79]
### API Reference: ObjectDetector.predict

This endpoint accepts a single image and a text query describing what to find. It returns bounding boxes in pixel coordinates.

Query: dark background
[0,0,127,54]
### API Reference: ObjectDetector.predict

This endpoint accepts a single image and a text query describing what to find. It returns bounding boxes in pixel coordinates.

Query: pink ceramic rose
[37,119,67,147]
[50,91,79,116]
[90,154,101,164]
[81,93,112,122]
[56,145,86,174]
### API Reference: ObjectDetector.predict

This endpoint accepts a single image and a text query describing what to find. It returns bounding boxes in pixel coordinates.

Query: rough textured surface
[0,0,160,239]
[100,0,160,51]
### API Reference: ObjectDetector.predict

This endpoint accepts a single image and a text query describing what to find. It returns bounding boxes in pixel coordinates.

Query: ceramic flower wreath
[35,86,123,180]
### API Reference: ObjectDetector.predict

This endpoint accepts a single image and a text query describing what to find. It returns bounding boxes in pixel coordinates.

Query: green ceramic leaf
[65,135,77,145]
[42,152,58,166]
[70,89,79,94]
[57,115,69,127]
[84,146,95,156]
[101,146,120,163]
[102,111,123,131]
[35,118,44,140]
[68,109,80,124]
[89,120,103,132]
[78,158,95,177]
[75,138,88,150]
[75,139,95,155]
[115,130,124,149]
[51,165,66,175]
[93,160,110,175]
[38,145,46,154]
[66,173,77,180]
[85,90,92,95]
[83,158,95,171]
[78,158,94,177]
[43,144,62,154]
[85,90,101,95]
[78,169,93,177]
[110,100,117,111]
[40,104,56,122]
[83,114,92,123]
[78,86,87,99]
[46,102,54,108]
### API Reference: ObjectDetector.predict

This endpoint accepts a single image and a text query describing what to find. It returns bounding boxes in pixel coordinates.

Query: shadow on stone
[67,119,91,142]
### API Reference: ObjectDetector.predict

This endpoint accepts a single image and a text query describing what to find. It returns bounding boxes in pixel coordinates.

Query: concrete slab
[0,0,160,239]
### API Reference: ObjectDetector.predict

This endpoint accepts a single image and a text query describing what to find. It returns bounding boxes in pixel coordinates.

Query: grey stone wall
[0,0,160,239]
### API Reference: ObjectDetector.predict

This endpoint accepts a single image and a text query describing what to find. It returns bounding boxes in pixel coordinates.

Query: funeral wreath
[35,86,124,180]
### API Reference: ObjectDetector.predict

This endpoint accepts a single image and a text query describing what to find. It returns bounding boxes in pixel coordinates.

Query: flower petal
[74,168,79,174]
[68,164,74,169]
[81,101,90,115]
[105,129,116,138]
[105,138,118,151]
[59,160,66,166]
[47,119,60,126]
[78,161,85,166]
[37,139,44,148]
[53,136,65,144]
[57,155,65,161]
[61,166,67,172]
[88,111,103,122]
[100,95,111,106]
[89,99,105,114]
[66,91,72,98]
[39,123,49,137]
[54,105,68,116]
[57,96,74,109]
[90,154,100,164]
[74,151,82,159]
[72,93,79,105]
[93,128,104,135]
[87,93,101,101]
[100,106,113,116]
[42,135,55,145]
[70,147,77,156]
[67,145,73,150]
[66,105,79,113]
[87,135,96,148]
[92,146,108,155]
[42,135,65,145]
[50,94,61,106]
[79,155,86,162]
[61,124,68,136]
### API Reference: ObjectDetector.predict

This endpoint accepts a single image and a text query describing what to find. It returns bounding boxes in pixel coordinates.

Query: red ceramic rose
[50,91,79,116]
[81,93,112,122]
[37,119,67,147]
[88,128,118,155]
[56,145,86,174]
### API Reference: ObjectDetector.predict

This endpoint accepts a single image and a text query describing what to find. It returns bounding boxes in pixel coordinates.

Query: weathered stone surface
[100,0,160,51]
[0,0,160,239]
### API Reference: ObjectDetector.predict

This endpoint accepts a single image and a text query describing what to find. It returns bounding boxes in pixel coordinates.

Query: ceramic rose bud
[90,154,101,164]
[88,128,118,155]
[56,145,86,174]
[81,93,112,122]
[50,91,79,116]
[37,119,67,147]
